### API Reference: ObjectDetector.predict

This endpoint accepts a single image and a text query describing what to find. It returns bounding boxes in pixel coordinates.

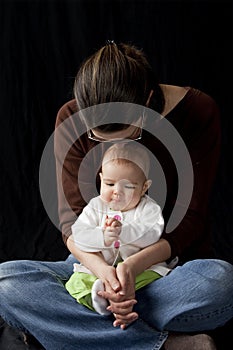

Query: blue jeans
[0,255,232,350]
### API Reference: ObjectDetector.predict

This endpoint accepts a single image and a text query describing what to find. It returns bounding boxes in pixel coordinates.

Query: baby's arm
[120,199,164,249]
[71,200,106,252]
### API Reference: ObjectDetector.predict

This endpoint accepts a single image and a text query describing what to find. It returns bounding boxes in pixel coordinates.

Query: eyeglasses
[87,114,144,143]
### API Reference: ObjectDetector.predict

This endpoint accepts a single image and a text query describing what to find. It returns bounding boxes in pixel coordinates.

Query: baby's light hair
[102,142,150,178]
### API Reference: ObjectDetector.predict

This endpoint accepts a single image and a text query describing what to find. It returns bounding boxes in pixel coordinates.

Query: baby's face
[100,161,146,212]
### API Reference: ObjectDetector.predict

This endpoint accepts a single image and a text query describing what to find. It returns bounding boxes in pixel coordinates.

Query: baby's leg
[91,279,111,316]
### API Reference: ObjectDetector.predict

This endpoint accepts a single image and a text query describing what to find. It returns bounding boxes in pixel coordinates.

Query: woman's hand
[67,236,121,292]
[68,235,171,329]
[105,239,171,329]
[99,262,138,329]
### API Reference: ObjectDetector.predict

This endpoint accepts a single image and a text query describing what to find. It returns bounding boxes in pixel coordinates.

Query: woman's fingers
[113,312,139,329]
[98,264,139,330]
[107,298,137,313]
[98,289,136,303]
[115,262,135,297]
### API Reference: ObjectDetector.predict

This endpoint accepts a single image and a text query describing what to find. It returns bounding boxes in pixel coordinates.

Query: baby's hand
[104,217,122,247]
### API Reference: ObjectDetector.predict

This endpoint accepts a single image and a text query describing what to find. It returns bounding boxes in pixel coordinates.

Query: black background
[0,0,232,264]
[0,1,232,348]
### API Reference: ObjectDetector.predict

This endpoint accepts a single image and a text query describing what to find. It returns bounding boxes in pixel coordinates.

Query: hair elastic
[106,39,115,45]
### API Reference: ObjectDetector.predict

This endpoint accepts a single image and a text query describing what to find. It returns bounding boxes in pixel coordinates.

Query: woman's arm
[67,235,119,288]
[123,238,171,277]
[161,92,221,261]
[54,100,101,246]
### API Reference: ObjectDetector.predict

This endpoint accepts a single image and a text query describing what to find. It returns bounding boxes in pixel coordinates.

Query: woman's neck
[159,84,190,117]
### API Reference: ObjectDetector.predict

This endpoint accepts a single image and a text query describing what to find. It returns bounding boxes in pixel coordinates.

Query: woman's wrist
[119,259,137,280]
[97,264,116,281]
[122,239,171,277]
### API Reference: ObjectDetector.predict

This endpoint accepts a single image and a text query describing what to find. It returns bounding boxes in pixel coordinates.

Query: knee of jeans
[209,259,233,291]
[0,260,30,279]
[183,259,233,298]
[214,260,233,301]
[0,260,35,297]
[184,259,233,279]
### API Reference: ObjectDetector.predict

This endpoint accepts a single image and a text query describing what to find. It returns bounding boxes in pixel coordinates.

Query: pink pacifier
[113,214,121,221]
[114,240,120,249]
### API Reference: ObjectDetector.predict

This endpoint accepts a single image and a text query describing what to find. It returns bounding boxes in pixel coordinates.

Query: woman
[0,41,232,350]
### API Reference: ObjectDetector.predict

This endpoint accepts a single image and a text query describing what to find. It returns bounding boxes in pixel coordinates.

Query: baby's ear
[142,179,152,194]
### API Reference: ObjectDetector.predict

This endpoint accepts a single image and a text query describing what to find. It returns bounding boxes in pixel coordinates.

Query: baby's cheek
[100,192,111,202]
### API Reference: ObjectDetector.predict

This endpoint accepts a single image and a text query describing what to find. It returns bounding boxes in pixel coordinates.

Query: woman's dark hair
[74,42,165,131]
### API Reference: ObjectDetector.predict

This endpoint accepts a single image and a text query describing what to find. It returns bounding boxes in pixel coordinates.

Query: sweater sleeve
[54,99,97,245]
[161,90,221,262]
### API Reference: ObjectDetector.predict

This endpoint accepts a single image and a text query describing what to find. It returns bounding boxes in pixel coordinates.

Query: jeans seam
[137,318,169,350]
[36,266,70,282]
[172,303,233,322]
[152,331,168,350]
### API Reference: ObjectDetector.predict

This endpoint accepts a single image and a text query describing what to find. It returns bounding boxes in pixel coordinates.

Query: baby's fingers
[111,220,122,227]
